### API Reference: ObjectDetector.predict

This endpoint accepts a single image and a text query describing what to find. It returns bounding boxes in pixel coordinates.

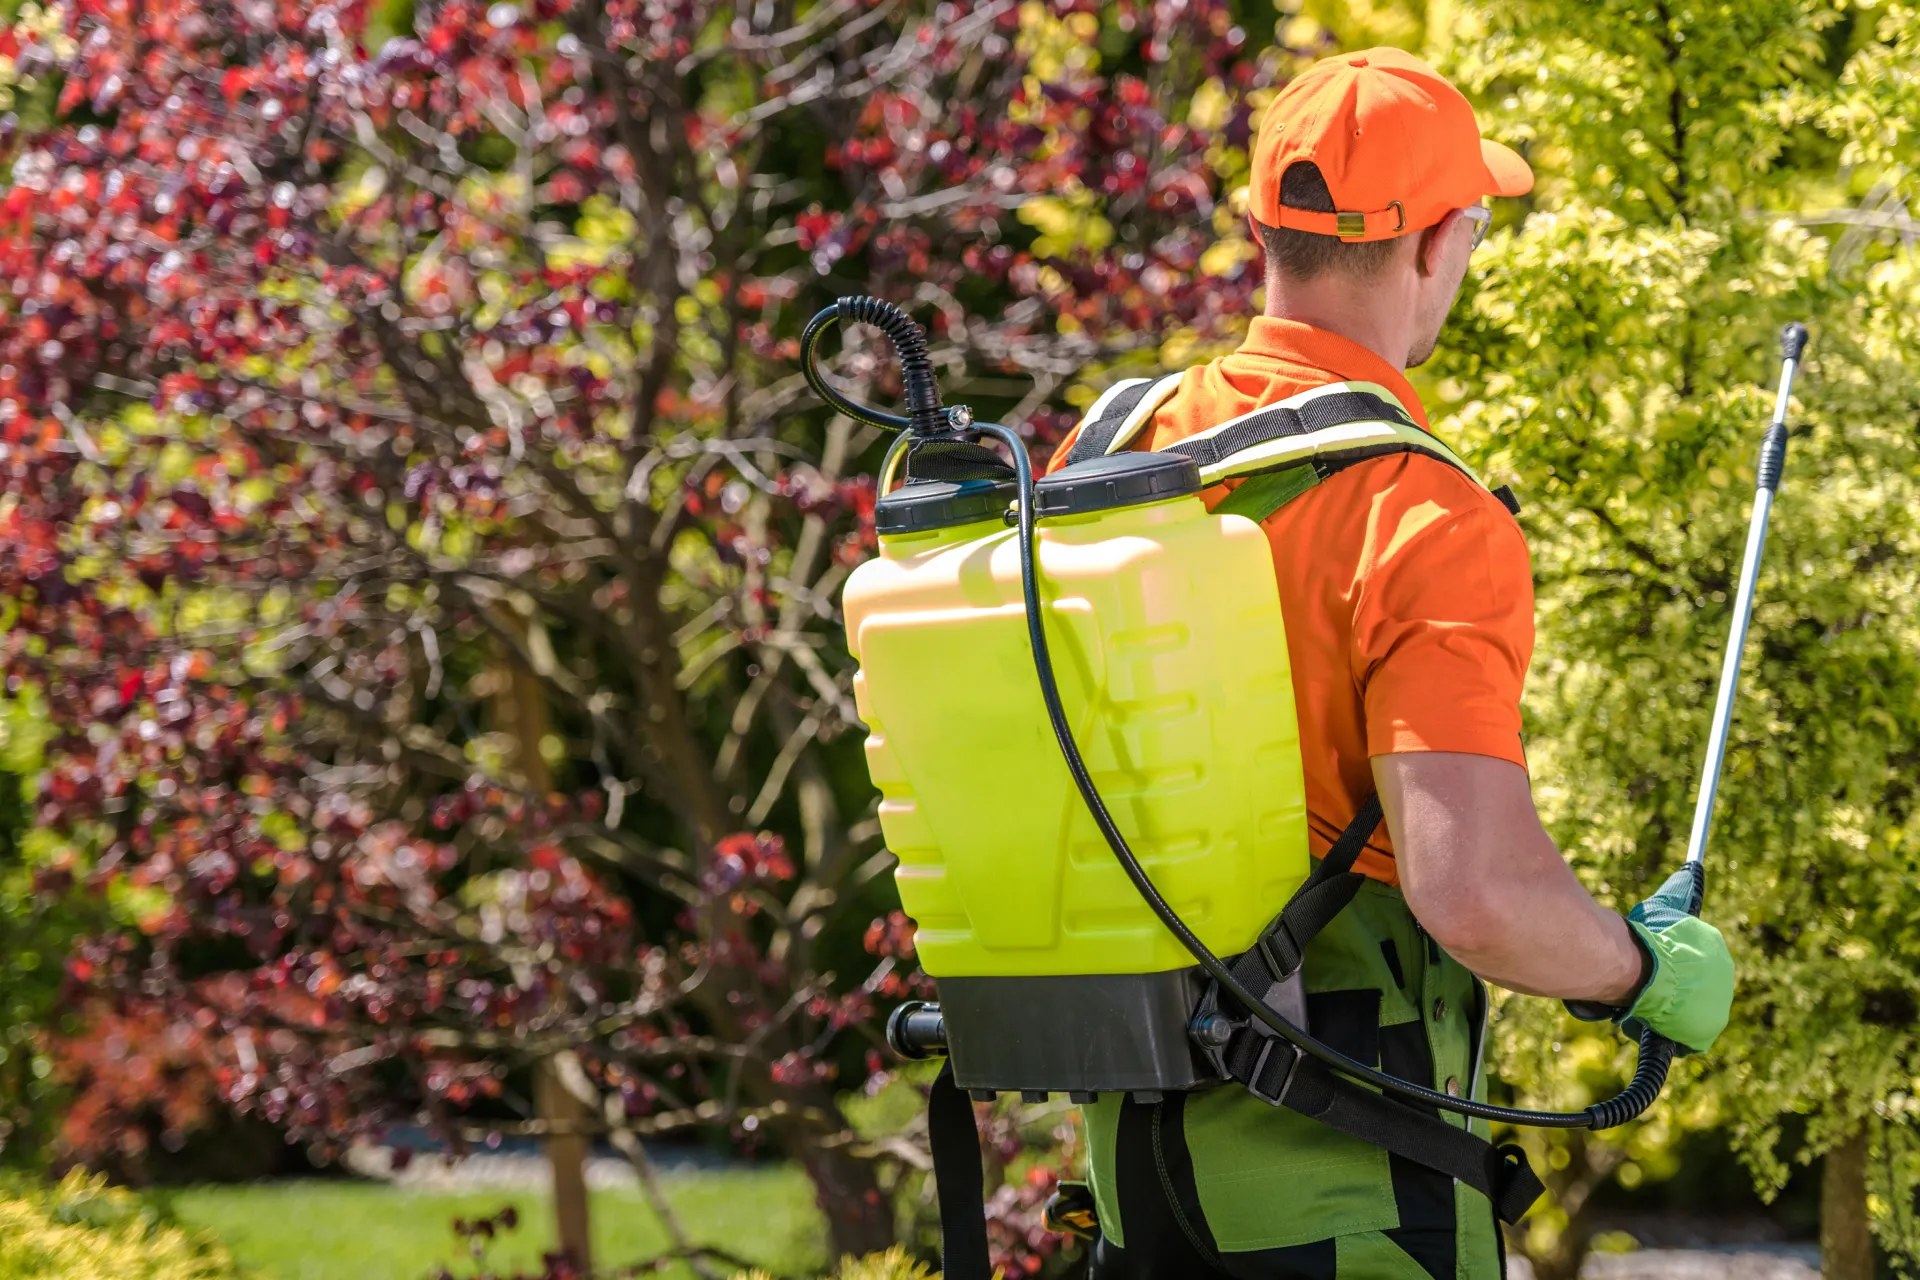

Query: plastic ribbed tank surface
[842,493,1309,979]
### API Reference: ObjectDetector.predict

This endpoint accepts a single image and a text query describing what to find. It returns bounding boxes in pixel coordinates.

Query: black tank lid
[1034,452,1201,518]
[875,477,1017,535]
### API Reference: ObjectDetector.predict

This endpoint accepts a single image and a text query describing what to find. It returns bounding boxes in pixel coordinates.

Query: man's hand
[1609,868,1736,1054]
[1372,751,1647,1005]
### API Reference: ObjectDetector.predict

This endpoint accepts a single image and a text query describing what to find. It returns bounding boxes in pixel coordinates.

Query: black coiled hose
[808,299,1678,1134]
[800,299,947,436]
[1585,1039,1676,1129]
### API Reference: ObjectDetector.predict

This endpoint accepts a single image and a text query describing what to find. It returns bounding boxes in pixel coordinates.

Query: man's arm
[1373,750,1644,1004]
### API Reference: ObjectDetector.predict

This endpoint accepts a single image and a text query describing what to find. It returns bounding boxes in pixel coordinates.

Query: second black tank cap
[1033,452,1203,518]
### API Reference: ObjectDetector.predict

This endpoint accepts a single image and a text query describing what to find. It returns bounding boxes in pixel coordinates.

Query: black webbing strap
[1209,792,1547,1225]
[1227,794,1383,994]
[904,436,1020,483]
[1063,377,1164,466]
[928,1061,991,1280]
[1166,391,1416,470]
[1216,1036,1544,1224]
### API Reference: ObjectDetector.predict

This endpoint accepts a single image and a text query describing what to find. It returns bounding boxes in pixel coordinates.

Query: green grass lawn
[168,1169,828,1280]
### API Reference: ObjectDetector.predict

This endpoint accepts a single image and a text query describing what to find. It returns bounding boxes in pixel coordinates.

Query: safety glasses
[1462,204,1492,252]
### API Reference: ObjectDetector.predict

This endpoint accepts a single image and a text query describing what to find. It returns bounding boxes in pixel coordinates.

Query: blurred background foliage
[1431,3,1920,1277]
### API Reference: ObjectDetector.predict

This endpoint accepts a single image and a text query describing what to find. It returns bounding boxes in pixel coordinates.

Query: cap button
[1349,54,1369,66]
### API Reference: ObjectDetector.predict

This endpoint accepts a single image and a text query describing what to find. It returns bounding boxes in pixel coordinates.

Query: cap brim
[1480,138,1534,197]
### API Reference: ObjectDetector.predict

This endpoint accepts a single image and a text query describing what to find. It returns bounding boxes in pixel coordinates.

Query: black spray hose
[800,301,947,436]
[809,296,1672,1132]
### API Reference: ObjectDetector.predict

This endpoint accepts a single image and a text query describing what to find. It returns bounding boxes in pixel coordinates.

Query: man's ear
[1249,213,1278,288]
[1416,208,1464,278]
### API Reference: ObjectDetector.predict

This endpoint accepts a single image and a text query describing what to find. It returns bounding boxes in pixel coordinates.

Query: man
[1055,48,1736,1279]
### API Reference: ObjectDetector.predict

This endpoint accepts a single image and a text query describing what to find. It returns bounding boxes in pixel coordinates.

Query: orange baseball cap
[1250,47,1533,241]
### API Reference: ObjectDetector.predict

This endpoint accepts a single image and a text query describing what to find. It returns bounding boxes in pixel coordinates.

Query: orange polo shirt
[1049,317,1534,885]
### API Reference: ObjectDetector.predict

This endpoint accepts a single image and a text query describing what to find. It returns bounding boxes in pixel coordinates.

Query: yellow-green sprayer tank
[842,480,1309,982]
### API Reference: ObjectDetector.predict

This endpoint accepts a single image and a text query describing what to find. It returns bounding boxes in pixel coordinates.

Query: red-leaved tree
[0,0,1296,1266]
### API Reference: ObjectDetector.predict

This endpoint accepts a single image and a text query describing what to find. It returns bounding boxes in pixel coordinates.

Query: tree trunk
[776,1101,897,1258]
[1822,1125,1873,1280]
[491,637,594,1272]
[1511,1131,1623,1280]
[537,1057,596,1271]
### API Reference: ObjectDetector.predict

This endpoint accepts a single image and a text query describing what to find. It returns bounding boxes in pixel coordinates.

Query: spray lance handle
[1757,322,1806,495]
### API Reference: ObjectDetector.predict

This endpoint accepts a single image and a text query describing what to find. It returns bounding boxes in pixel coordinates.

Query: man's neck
[1263,274,1416,370]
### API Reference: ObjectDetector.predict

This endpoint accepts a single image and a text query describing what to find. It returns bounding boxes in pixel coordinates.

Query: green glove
[1567,868,1735,1055]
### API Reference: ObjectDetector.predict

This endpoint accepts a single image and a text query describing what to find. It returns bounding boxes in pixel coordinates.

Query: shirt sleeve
[1351,468,1535,768]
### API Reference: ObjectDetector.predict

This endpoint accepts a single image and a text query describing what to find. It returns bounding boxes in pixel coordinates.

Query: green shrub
[0,1170,237,1280]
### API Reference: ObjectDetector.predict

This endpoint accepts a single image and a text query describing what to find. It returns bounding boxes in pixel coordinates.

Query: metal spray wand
[1680,321,1808,905]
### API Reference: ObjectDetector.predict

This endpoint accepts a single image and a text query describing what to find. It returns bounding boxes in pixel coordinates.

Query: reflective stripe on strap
[1062,377,1481,494]
[1062,371,1186,467]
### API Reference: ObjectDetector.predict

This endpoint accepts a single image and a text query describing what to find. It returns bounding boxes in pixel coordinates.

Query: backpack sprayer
[812,296,1805,1265]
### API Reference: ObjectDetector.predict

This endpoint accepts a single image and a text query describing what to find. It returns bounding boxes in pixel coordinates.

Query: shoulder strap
[1157,380,1504,526]
[1164,380,1480,488]
[1061,372,1186,467]
[1232,795,1380,992]
[1064,375,1496,522]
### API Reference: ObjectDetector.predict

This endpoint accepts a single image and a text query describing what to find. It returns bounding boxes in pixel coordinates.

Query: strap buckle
[1256,921,1304,985]
[1243,1033,1302,1107]
[1331,201,1405,240]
